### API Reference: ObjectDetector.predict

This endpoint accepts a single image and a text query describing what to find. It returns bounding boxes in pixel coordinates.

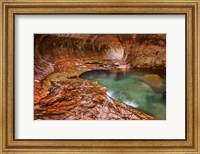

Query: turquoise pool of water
[80,70,166,120]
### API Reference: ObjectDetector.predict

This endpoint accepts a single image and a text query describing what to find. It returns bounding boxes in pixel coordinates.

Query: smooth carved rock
[141,74,164,89]
[34,34,166,120]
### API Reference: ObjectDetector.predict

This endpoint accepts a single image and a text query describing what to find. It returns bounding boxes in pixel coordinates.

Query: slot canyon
[34,34,166,120]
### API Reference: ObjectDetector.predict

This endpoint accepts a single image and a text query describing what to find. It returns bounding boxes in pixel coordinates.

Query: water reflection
[80,70,166,120]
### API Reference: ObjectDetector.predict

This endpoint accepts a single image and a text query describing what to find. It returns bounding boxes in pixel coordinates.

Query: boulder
[141,74,164,90]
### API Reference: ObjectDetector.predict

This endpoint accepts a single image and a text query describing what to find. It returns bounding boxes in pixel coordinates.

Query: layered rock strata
[34,34,166,120]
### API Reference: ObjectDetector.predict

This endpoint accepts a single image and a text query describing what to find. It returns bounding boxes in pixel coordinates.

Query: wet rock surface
[141,74,164,90]
[34,34,166,120]
[35,79,154,120]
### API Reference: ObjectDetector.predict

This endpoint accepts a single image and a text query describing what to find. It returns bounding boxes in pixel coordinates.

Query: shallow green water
[80,70,166,120]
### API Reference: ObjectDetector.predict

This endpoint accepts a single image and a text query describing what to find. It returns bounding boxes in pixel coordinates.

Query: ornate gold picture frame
[0,0,199,153]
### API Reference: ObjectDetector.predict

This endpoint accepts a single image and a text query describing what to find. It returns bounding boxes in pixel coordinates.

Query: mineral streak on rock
[34,34,166,120]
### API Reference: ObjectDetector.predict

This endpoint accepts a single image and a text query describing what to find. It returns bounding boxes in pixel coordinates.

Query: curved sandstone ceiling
[34,34,166,120]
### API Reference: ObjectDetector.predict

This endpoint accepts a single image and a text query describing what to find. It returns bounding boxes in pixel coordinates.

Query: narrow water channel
[80,70,166,120]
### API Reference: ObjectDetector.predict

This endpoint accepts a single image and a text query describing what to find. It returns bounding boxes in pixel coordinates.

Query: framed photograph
[0,0,199,153]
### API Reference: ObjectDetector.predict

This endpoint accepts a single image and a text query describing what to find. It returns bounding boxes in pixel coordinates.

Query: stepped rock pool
[80,70,166,120]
